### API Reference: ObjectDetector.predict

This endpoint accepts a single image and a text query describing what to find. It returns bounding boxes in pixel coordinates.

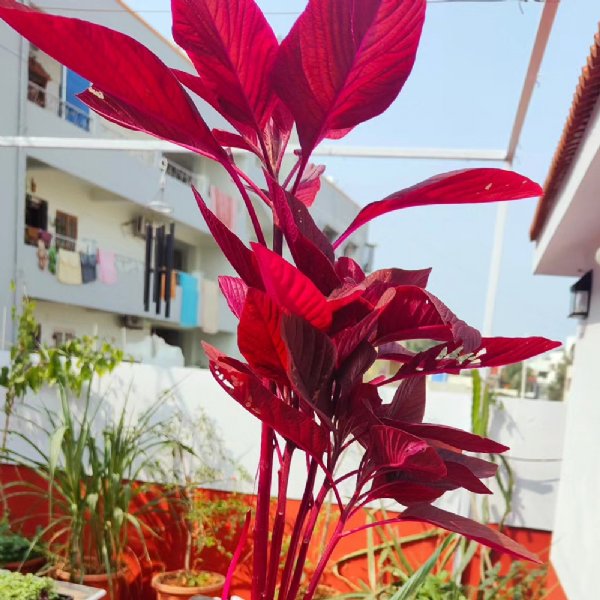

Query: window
[52,329,75,347]
[323,226,338,243]
[24,194,49,246]
[55,210,78,251]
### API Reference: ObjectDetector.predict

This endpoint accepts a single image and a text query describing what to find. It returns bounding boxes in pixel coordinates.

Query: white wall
[550,263,600,600]
[0,353,564,534]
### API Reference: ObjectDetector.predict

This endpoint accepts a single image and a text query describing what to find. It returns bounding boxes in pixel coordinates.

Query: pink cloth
[97,249,117,285]
[210,185,236,231]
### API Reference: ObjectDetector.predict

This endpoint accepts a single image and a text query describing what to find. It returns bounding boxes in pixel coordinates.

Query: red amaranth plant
[0,1,560,600]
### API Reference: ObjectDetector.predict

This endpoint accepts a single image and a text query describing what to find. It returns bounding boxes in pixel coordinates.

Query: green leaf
[49,425,68,476]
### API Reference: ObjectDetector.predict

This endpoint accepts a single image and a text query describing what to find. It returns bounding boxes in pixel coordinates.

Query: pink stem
[227,164,267,246]
[339,517,404,539]
[265,443,294,600]
[234,166,273,206]
[252,425,275,600]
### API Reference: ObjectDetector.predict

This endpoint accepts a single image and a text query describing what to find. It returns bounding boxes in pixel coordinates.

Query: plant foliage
[0,2,562,600]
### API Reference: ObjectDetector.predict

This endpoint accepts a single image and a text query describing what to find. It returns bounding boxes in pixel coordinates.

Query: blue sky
[129,0,600,343]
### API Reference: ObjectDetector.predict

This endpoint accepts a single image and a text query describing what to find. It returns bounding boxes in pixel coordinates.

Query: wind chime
[144,158,176,318]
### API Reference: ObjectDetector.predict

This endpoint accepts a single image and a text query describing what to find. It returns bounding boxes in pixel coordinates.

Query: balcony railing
[28,81,91,132]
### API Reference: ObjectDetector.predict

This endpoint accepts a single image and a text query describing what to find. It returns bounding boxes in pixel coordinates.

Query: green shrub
[0,571,57,599]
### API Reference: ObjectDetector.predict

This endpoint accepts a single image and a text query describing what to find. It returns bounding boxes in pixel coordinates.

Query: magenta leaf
[268,178,339,294]
[273,0,426,155]
[281,314,336,406]
[362,268,431,305]
[0,1,225,161]
[212,128,262,155]
[238,289,288,382]
[335,169,544,248]
[383,376,426,423]
[387,422,509,453]
[252,243,333,330]
[296,164,326,207]
[222,511,251,600]
[193,187,263,288]
[171,0,279,134]
[206,346,329,458]
[219,276,248,319]
[400,504,541,562]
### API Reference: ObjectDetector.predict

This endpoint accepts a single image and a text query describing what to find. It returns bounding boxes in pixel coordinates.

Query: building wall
[550,263,600,600]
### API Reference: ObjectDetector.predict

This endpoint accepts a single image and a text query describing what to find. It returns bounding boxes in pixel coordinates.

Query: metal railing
[28,81,91,132]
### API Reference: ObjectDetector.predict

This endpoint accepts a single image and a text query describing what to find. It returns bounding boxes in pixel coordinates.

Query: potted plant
[0,2,561,600]
[152,410,250,600]
[0,522,45,573]
[0,570,71,600]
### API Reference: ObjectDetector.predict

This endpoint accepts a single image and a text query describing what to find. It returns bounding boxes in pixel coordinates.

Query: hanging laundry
[80,251,97,284]
[97,249,117,285]
[161,270,177,301]
[210,185,236,231]
[48,246,57,274]
[57,249,83,285]
[178,272,199,328]
[36,239,48,271]
[202,278,220,335]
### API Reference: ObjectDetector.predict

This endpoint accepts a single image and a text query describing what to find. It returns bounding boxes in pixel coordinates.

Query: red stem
[278,460,318,600]
[252,425,275,600]
[227,164,267,246]
[265,443,294,600]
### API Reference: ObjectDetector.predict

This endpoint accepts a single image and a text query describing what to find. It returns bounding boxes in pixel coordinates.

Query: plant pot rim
[151,570,225,595]
[0,555,46,571]
[54,565,128,583]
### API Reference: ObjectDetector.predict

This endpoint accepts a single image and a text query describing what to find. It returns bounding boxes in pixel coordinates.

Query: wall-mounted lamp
[569,270,593,319]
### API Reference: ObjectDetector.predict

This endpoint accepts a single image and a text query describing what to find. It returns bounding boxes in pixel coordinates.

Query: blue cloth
[178,272,199,328]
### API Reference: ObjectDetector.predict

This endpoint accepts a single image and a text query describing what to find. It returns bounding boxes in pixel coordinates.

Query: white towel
[57,249,82,285]
[202,278,220,335]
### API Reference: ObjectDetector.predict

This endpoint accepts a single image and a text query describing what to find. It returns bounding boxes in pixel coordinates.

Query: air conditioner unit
[132,215,149,239]
[121,315,145,330]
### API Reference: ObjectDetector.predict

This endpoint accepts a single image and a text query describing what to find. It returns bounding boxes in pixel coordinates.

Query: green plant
[4,386,184,598]
[165,408,250,584]
[0,571,57,599]
[0,522,41,566]
[477,561,548,600]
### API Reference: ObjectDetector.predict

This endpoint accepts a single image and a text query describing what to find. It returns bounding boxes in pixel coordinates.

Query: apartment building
[0,1,372,367]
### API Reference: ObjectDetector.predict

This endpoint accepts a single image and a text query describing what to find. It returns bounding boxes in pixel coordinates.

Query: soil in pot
[152,570,225,600]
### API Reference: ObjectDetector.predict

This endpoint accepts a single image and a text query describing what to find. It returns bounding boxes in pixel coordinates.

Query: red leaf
[337,343,378,400]
[238,289,288,382]
[212,129,261,155]
[218,276,248,319]
[193,187,263,288]
[376,286,481,352]
[207,349,329,458]
[0,1,224,161]
[252,244,332,330]
[296,164,326,207]
[171,0,279,133]
[438,450,498,479]
[335,169,543,249]
[400,504,541,562]
[363,268,431,305]
[388,422,509,453]
[443,462,492,495]
[383,376,426,423]
[268,178,339,294]
[368,426,445,476]
[471,336,562,368]
[281,314,336,406]
[335,257,366,283]
[273,0,426,155]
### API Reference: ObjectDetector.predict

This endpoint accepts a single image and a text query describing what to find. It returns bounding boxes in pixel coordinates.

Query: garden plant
[0,1,561,600]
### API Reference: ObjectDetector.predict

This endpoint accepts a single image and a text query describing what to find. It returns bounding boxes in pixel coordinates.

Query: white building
[0,0,371,366]
[530,23,600,600]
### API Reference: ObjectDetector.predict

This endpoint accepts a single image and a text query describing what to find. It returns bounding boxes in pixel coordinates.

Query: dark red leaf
[443,462,492,495]
[335,257,366,283]
[212,129,261,155]
[470,336,562,368]
[281,314,336,406]
[368,426,445,477]
[193,187,263,288]
[335,169,544,249]
[273,0,425,155]
[383,376,426,423]
[438,450,498,479]
[388,422,509,453]
[252,243,333,330]
[363,268,431,305]
[219,276,248,319]
[171,0,279,133]
[0,1,225,161]
[206,347,329,458]
[336,343,378,400]
[368,477,446,506]
[268,178,339,294]
[400,504,541,562]
[238,289,288,382]
[296,164,326,207]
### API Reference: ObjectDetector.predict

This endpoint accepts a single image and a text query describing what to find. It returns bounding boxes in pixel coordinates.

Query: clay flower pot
[1,555,46,574]
[151,570,225,600]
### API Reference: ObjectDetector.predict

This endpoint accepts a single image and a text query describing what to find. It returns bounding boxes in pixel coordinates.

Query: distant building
[529,23,600,600]
[0,0,371,366]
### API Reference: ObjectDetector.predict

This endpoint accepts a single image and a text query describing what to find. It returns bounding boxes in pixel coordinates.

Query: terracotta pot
[152,570,225,600]
[1,555,46,574]
[54,566,128,599]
